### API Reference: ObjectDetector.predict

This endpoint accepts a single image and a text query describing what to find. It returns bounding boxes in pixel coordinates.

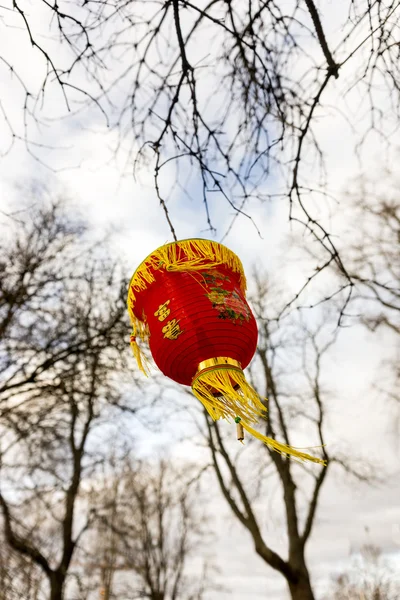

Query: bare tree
[0,197,139,600]
[342,175,400,335]
[201,274,376,600]
[326,544,400,600]
[84,457,215,600]
[338,173,400,435]
[2,2,400,313]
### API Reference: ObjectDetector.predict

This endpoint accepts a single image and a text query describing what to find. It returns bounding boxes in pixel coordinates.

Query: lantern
[127,239,323,464]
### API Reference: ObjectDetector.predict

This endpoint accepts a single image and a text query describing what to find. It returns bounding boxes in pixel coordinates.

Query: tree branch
[208,417,294,580]
[304,0,339,77]
[0,492,52,576]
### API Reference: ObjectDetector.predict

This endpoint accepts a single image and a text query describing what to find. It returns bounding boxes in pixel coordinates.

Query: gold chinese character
[154,300,171,322]
[162,319,183,340]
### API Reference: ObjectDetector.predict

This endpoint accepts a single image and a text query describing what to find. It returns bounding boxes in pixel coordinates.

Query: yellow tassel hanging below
[130,334,150,376]
[191,364,326,465]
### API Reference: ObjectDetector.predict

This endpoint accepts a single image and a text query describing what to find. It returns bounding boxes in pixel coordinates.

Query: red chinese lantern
[127,239,323,464]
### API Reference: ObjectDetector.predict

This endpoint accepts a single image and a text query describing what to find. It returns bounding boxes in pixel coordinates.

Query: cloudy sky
[1,2,400,598]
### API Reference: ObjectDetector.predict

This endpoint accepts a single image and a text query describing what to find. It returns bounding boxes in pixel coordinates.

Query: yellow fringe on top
[127,239,247,325]
[192,367,326,465]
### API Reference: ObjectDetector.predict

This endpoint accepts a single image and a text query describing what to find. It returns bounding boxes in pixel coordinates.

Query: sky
[1,2,400,599]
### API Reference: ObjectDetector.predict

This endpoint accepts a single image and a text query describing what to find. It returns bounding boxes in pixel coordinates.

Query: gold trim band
[197,357,241,372]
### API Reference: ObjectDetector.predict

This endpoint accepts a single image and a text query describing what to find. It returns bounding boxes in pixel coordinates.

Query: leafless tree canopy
[83,457,215,600]
[1,1,400,313]
[0,195,132,424]
[0,197,217,600]
[326,545,400,600]
[343,175,400,335]
[339,174,400,423]
[0,198,138,600]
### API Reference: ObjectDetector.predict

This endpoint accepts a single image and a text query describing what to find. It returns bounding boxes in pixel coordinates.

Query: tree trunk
[287,569,315,600]
[49,572,65,600]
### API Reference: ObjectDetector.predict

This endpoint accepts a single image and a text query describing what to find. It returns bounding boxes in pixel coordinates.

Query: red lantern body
[133,265,258,386]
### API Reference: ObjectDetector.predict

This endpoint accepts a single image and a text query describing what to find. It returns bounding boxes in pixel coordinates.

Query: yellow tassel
[130,336,149,376]
[129,320,150,376]
[240,422,326,465]
[191,367,326,465]
[192,367,266,423]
